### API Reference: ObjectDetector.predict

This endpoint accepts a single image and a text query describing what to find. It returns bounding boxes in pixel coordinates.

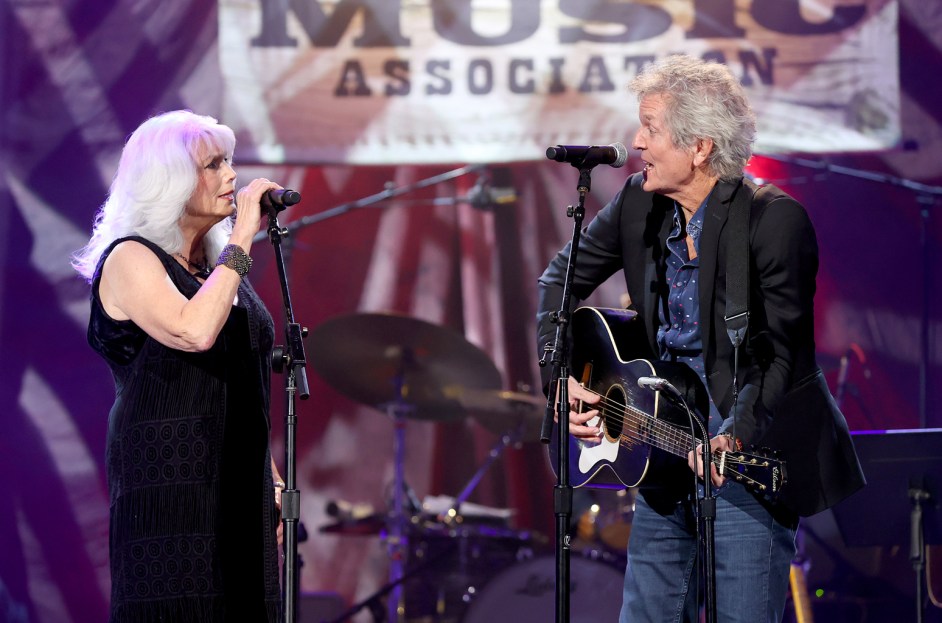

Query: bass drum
[462,554,624,623]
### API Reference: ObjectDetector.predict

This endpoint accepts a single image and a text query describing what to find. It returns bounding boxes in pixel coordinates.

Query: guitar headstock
[716,447,787,501]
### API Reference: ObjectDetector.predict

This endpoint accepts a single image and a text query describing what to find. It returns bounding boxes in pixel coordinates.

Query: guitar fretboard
[626,402,720,466]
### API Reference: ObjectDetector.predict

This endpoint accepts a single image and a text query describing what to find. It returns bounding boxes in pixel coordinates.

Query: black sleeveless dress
[88,236,281,622]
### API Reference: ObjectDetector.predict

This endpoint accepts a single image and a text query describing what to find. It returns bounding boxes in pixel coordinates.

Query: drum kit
[308,312,629,622]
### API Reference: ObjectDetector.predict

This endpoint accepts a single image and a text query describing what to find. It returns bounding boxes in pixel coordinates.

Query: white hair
[629,55,756,181]
[72,110,236,281]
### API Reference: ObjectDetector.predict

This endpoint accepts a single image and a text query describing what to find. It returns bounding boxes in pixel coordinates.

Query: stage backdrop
[2,1,941,623]
[219,0,900,163]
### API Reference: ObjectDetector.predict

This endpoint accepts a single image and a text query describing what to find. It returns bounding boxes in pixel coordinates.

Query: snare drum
[461,554,624,622]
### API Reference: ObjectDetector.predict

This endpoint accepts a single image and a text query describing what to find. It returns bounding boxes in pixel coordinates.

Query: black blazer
[537,173,864,516]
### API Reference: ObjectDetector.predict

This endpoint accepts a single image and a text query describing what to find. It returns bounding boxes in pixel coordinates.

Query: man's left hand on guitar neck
[688,434,736,488]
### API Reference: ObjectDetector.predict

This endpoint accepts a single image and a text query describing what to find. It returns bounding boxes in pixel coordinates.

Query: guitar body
[549,307,710,490]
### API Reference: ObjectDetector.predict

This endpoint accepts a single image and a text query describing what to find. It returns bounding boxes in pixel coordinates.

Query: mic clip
[465,174,517,211]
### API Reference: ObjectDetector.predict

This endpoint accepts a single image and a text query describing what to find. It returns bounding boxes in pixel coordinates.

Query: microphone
[637,375,685,400]
[261,188,301,213]
[637,376,669,391]
[546,143,628,168]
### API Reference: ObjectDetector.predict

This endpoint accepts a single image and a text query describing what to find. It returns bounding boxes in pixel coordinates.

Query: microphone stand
[910,484,930,623]
[539,164,596,623]
[265,206,311,623]
[252,165,485,244]
[249,166,486,621]
[649,380,717,623]
[698,422,717,623]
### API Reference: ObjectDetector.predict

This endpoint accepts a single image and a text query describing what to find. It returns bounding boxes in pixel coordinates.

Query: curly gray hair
[629,55,756,181]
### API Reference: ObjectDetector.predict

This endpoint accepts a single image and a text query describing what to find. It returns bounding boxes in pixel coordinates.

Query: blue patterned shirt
[657,192,722,430]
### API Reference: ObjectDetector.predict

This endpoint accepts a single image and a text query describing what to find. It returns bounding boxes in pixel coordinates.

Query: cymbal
[457,389,546,442]
[309,313,502,420]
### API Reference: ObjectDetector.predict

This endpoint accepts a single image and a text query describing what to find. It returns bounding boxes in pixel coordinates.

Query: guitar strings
[571,384,767,487]
[574,383,695,453]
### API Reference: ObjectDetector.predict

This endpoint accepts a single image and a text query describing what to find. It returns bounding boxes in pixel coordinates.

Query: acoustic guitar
[548,306,786,500]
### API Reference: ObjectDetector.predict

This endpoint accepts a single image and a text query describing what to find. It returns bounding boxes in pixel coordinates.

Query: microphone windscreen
[279,189,301,206]
[610,143,629,168]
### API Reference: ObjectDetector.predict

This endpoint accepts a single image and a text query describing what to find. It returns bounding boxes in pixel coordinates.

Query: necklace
[174,252,212,279]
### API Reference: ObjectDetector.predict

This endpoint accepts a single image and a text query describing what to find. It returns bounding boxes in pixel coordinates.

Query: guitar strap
[724,177,756,349]
[725,177,778,342]
[724,177,759,443]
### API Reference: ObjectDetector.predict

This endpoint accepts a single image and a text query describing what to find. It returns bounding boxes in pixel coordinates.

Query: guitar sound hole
[601,385,627,443]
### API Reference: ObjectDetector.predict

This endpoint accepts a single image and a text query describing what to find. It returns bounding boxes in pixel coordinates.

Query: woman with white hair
[537,56,863,622]
[74,110,284,622]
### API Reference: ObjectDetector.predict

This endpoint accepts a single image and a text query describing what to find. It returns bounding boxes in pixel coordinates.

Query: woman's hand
[229,178,282,251]
[272,457,285,547]
[273,481,285,547]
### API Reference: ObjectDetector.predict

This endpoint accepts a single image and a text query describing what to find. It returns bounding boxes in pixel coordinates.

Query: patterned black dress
[88,236,281,622]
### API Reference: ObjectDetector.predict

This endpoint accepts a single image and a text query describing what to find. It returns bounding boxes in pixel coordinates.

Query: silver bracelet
[216,244,252,277]
[273,481,286,489]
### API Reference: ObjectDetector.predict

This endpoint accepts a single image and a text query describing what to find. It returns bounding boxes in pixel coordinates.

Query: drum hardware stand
[539,163,596,623]
[444,423,526,522]
[265,195,310,623]
[383,359,417,623]
[324,536,460,623]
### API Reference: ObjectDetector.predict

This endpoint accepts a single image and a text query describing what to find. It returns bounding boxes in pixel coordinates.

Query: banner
[219,0,900,164]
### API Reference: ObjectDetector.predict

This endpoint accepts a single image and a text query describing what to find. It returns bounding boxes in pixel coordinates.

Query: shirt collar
[673,187,714,243]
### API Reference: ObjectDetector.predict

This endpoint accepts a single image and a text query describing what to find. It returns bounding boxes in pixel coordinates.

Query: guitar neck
[626,406,783,498]
[632,408,729,471]
[635,407,703,459]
